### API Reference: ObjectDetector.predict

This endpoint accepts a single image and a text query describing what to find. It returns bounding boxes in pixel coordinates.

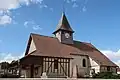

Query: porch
[20,55,71,78]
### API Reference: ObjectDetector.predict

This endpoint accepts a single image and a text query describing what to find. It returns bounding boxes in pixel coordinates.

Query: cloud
[71,0,77,2]
[65,0,70,3]
[0,52,24,63]
[82,6,87,12]
[24,20,42,30]
[115,60,120,68]
[0,0,44,10]
[81,0,88,12]
[0,15,12,25]
[84,0,88,4]
[65,0,77,3]
[0,40,2,43]
[33,25,42,30]
[101,49,120,67]
[0,54,18,63]
[0,11,4,16]
[24,21,34,28]
[0,0,20,10]
[0,10,12,25]
[0,0,44,25]
[24,21,29,27]
[72,3,79,8]
[65,0,79,8]
[101,49,120,60]
[39,4,48,8]
[49,8,53,12]
[65,0,88,11]
[12,20,18,24]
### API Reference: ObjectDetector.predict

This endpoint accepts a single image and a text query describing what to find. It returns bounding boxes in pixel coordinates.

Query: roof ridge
[30,33,57,39]
[74,40,91,44]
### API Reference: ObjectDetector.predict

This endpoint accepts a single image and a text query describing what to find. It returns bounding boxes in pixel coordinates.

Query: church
[19,13,118,78]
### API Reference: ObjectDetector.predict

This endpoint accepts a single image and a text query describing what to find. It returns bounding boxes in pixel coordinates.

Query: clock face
[65,33,70,38]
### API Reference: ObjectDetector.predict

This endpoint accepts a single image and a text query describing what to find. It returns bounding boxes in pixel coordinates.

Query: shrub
[93,72,120,79]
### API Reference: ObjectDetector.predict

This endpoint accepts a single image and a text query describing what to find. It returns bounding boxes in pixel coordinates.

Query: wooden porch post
[68,59,70,77]
[41,57,43,75]
[30,64,34,78]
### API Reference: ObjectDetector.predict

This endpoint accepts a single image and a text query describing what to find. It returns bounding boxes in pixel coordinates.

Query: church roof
[25,33,86,58]
[72,41,118,67]
[25,33,118,67]
[53,13,74,34]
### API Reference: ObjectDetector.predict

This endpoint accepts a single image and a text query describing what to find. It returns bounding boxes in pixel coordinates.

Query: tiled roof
[25,33,118,67]
[72,41,118,67]
[29,33,86,58]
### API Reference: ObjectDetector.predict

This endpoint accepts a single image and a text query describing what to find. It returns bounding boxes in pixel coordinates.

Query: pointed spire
[53,12,74,34]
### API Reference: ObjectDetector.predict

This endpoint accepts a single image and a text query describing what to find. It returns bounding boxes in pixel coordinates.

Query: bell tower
[53,13,74,44]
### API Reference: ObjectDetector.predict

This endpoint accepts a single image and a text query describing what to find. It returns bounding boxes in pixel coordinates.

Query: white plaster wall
[100,66,117,73]
[28,39,36,54]
[111,67,117,73]
[56,31,62,42]
[100,66,106,72]
[70,55,90,77]
[89,57,100,75]
[89,57,117,75]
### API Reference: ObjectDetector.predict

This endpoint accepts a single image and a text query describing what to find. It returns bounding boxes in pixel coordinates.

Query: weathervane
[63,0,66,14]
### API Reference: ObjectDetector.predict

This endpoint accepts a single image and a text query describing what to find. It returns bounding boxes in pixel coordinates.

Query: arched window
[83,59,86,67]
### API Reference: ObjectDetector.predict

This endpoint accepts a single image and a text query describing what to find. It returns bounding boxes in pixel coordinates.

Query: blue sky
[0,0,120,66]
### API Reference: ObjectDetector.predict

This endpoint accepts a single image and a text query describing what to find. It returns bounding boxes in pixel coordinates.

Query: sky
[0,0,120,67]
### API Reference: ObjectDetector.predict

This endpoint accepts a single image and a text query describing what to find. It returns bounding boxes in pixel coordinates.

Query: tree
[1,62,9,74]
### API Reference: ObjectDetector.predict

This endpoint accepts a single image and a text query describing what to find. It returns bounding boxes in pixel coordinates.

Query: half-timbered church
[19,13,118,78]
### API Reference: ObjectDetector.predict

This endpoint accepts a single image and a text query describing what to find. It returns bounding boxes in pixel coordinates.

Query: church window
[83,59,86,67]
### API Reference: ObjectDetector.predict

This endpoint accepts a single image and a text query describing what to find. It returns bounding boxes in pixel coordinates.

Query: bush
[0,73,19,78]
[92,72,120,79]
